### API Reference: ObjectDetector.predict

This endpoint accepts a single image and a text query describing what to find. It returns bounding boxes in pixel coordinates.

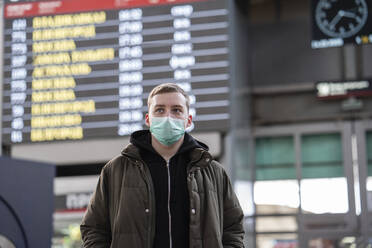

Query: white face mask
[149,116,185,146]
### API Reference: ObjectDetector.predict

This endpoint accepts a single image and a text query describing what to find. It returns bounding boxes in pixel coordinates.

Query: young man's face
[145,92,192,129]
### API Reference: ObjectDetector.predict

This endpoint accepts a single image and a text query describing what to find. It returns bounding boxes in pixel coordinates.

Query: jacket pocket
[203,235,223,248]
[111,233,144,248]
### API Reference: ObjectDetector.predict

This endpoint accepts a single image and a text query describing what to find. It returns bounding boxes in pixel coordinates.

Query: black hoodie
[130,130,208,248]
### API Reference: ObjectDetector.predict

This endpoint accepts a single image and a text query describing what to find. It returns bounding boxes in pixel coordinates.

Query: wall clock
[315,0,368,38]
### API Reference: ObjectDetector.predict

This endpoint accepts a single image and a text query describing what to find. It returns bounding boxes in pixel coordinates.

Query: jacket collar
[121,143,142,161]
[189,148,212,169]
[121,144,212,169]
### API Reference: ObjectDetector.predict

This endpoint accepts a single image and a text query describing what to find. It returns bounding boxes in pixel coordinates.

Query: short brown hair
[147,83,190,110]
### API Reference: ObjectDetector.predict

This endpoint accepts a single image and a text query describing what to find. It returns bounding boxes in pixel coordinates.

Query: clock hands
[340,10,357,19]
[329,12,342,29]
[329,9,361,30]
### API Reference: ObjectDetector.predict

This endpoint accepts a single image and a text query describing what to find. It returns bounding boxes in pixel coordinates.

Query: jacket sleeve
[222,170,245,248]
[80,164,112,247]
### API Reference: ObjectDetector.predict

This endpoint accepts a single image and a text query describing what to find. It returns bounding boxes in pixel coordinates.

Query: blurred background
[1,0,372,247]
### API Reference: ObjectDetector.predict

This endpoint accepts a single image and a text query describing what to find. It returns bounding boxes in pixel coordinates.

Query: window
[255,136,295,180]
[300,133,348,214]
[254,136,299,214]
[301,133,343,178]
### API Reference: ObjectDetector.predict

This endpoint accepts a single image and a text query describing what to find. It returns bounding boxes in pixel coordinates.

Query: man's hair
[147,83,190,110]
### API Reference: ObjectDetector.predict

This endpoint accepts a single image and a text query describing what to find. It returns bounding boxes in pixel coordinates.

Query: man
[81,83,245,247]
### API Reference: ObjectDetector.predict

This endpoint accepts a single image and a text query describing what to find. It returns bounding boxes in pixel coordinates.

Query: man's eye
[155,109,163,113]
[173,109,182,113]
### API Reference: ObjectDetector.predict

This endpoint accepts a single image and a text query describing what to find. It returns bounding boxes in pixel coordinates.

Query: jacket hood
[121,130,211,165]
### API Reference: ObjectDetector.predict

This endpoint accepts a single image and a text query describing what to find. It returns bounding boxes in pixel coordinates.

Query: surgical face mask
[149,116,186,146]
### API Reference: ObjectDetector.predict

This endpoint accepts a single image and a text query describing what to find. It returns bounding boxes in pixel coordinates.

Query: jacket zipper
[166,160,173,248]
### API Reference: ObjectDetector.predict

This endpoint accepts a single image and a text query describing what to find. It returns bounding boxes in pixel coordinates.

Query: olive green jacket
[81,143,245,247]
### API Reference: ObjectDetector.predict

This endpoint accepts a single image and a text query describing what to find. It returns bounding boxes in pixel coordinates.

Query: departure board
[2,0,230,144]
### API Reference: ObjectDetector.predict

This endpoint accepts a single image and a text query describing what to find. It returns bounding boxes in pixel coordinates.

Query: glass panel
[256,234,297,248]
[255,136,295,180]
[309,237,360,248]
[365,178,372,212]
[366,132,372,212]
[53,217,83,248]
[234,137,255,217]
[254,180,299,214]
[235,180,254,216]
[235,138,251,181]
[243,217,255,248]
[301,133,343,178]
[367,132,372,176]
[301,178,349,214]
[256,216,297,232]
[308,238,338,248]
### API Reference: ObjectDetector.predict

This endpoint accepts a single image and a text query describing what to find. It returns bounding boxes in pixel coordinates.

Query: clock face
[315,0,368,38]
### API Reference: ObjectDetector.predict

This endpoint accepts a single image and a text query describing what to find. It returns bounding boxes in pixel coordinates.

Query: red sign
[5,0,207,18]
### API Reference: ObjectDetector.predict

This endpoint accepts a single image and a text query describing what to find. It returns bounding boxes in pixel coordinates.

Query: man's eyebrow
[171,105,184,108]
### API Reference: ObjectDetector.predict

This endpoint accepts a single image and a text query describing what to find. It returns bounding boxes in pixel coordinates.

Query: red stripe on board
[55,208,87,213]
[5,0,209,18]
[318,91,372,100]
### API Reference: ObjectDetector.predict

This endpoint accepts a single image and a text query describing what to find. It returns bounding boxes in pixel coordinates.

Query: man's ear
[186,114,192,128]
[145,113,150,127]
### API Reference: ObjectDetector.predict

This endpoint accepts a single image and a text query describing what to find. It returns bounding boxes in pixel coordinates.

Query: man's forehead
[151,92,187,105]
[153,103,184,108]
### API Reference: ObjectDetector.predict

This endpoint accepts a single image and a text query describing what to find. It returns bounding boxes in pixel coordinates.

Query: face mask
[149,116,186,146]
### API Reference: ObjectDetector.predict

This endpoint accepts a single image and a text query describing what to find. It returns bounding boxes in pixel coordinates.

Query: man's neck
[151,135,184,161]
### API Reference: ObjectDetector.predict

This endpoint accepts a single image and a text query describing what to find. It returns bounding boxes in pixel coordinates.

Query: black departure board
[2,0,230,143]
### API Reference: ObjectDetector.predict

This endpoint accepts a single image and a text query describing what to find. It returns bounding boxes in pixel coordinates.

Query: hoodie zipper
[166,160,172,248]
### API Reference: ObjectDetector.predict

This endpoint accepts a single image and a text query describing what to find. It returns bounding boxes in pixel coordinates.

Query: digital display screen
[3,0,230,144]
[316,79,372,98]
[311,0,372,49]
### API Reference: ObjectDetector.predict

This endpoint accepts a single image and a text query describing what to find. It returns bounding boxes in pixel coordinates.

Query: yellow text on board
[32,89,76,102]
[32,63,91,77]
[31,114,82,128]
[31,100,96,115]
[33,11,106,28]
[33,40,76,53]
[32,77,76,90]
[31,126,83,142]
[33,25,96,41]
